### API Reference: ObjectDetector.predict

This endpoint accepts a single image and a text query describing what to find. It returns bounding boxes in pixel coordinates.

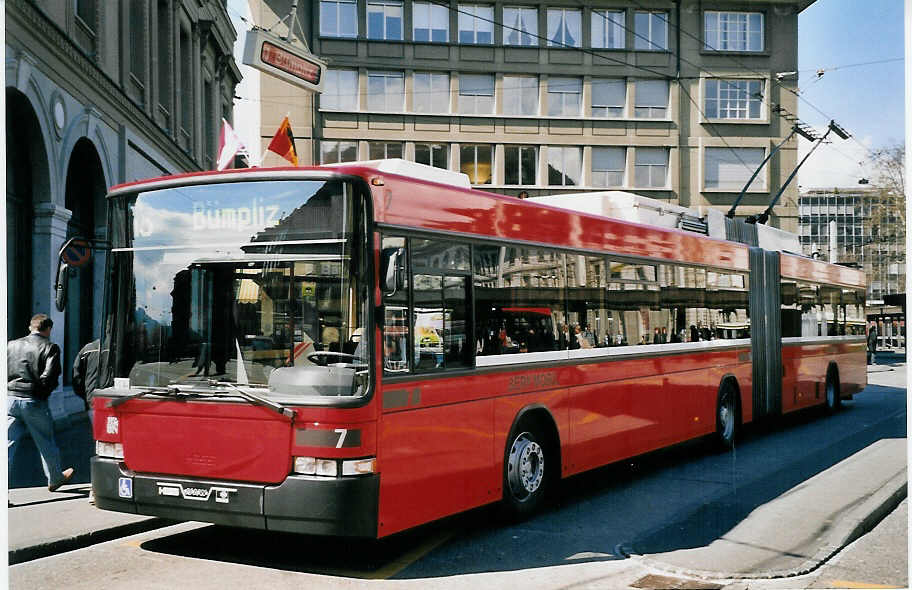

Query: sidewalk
[7,483,170,564]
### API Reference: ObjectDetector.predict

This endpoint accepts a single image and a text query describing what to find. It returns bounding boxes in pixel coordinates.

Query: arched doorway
[6,89,50,340]
[63,138,107,382]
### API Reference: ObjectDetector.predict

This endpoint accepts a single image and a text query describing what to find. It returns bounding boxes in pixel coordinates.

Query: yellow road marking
[365,529,456,580]
[829,580,901,589]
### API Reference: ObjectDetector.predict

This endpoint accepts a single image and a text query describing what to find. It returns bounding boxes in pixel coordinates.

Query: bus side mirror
[380,247,405,296]
[54,262,69,312]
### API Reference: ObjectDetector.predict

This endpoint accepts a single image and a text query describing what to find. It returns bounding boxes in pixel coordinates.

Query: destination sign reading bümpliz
[243,29,326,93]
[261,41,321,85]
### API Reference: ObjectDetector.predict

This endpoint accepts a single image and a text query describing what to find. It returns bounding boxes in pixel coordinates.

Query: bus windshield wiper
[209,380,296,422]
[108,385,195,408]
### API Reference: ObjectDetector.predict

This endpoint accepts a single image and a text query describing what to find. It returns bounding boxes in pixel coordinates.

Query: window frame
[457,4,494,45]
[320,140,359,164]
[413,71,451,114]
[547,146,582,187]
[634,147,669,189]
[458,73,495,115]
[367,0,404,41]
[592,146,627,188]
[591,78,627,118]
[367,70,405,112]
[634,79,669,119]
[704,10,765,52]
[504,145,538,186]
[412,1,450,43]
[547,76,582,117]
[546,7,582,48]
[321,68,359,111]
[502,75,539,116]
[634,11,668,51]
[703,146,767,192]
[460,144,493,184]
[503,6,538,46]
[320,0,358,38]
[591,9,625,49]
[415,143,449,169]
[704,78,765,121]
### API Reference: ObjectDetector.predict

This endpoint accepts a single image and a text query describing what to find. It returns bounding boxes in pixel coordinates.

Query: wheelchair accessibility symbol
[118,477,133,498]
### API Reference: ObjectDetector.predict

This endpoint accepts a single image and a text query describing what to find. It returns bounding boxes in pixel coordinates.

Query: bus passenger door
[749,248,782,419]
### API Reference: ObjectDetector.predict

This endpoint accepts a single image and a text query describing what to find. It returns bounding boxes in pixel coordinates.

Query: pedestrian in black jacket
[7,314,74,492]
[72,338,100,414]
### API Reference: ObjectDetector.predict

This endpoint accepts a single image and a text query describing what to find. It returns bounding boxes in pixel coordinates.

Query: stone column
[32,202,73,418]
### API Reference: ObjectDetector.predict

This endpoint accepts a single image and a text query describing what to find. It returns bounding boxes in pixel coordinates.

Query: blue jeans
[7,397,65,487]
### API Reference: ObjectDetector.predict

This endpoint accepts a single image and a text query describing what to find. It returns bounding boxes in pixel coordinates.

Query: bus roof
[106,162,864,287]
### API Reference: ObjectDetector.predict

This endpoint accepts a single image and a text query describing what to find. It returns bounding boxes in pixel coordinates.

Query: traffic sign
[61,239,92,267]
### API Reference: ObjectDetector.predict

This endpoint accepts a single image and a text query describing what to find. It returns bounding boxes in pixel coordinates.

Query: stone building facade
[6,0,241,413]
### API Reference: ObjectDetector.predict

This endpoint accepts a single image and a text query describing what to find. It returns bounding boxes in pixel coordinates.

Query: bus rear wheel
[825,368,841,413]
[502,422,550,518]
[716,383,739,450]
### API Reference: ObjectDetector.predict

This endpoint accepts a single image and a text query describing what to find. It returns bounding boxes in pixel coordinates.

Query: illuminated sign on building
[242,30,326,93]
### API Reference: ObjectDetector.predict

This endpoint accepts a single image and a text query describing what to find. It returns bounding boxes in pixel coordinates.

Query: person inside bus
[653,328,662,344]
[558,324,570,350]
[574,325,591,349]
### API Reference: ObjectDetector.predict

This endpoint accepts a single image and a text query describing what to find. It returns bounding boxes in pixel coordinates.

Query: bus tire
[825,365,841,413]
[501,420,551,519]
[715,381,740,450]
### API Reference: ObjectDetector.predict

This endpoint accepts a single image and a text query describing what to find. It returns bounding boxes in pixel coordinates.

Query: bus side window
[382,236,410,374]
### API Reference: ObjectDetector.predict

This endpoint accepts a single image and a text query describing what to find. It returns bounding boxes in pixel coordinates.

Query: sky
[795,0,905,189]
[226,0,906,189]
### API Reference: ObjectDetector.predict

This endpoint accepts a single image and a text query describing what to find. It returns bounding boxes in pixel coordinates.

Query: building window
[460,144,493,184]
[458,4,493,44]
[156,0,170,113]
[321,140,358,163]
[76,0,96,30]
[634,79,668,118]
[634,11,667,50]
[704,11,764,52]
[129,1,147,86]
[322,69,359,110]
[369,142,403,159]
[413,2,449,42]
[414,72,450,113]
[503,7,538,46]
[592,147,626,187]
[547,8,580,47]
[368,1,403,40]
[459,74,494,114]
[416,143,449,169]
[592,79,626,117]
[705,79,763,119]
[503,75,538,116]
[591,9,625,49]
[505,146,537,185]
[548,146,581,186]
[178,24,193,146]
[548,77,582,116]
[321,0,358,38]
[635,147,669,188]
[367,71,404,112]
[704,147,766,190]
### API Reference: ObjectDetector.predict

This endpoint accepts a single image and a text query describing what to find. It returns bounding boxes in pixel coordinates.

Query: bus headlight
[342,458,376,476]
[96,441,124,459]
[293,456,375,477]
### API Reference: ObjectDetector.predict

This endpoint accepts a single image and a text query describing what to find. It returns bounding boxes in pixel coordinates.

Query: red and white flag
[216,118,248,171]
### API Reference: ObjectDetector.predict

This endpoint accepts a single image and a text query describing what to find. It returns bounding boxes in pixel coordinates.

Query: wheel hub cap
[508,433,544,500]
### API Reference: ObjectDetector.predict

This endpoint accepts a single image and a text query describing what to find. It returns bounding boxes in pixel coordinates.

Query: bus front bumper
[91,457,379,537]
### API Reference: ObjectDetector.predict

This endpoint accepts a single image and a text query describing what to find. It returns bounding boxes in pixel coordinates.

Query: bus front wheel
[502,422,550,518]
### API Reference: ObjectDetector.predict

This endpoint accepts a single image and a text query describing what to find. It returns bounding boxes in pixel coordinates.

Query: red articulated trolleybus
[90,160,866,538]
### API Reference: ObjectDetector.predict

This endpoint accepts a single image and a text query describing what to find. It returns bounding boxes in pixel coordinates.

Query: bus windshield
[103,179,371,402]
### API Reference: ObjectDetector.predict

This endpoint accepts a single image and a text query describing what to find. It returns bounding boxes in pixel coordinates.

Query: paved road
[10,363,905,589]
